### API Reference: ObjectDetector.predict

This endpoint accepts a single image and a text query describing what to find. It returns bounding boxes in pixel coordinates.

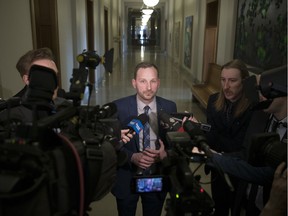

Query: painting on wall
[234,0,287,71]
[174,21,181,58]
[184,16,193,69]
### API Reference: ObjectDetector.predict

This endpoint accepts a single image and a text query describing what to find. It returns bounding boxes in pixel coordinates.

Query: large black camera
[249,132,287,168]
[131,128,215,216]
[163,131,214,216]
[243,65,287,168]
[0,50,120,216]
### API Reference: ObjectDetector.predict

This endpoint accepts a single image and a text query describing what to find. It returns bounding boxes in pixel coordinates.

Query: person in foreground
[204,65,287,215]
[111,62,177,216]
[14,47,56,98]
[205,59,253,216]
[0,48,59,124]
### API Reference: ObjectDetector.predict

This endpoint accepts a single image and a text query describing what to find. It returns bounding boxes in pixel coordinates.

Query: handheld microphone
[158,110,182,131]
[96,102,117,119]
[183,120,212,157]
[118,113,149,150]
[126,113,148,134]
[183,121,234,191]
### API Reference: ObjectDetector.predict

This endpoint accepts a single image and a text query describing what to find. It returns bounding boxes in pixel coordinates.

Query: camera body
[131,130,214,216]
[249,132,287,168]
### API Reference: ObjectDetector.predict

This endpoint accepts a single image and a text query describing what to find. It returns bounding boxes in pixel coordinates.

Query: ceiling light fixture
[143,0,159,7]
[142,9,154,15]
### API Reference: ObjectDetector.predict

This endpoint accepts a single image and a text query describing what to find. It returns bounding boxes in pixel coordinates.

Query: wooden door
[202,0,219,82]
[30,0,61,86]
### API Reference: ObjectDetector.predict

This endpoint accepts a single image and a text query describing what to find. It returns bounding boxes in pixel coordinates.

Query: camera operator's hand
[192,146,205,154]
[182,114,194,124]
[120,129,135,144]
[260,162,287,216]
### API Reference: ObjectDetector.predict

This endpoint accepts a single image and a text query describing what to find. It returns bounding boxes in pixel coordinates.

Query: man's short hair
[134,62,159,79]
[16,47,55,77]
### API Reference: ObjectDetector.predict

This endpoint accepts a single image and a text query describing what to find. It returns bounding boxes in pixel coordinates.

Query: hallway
[87,46,210,216]
[88,46,206,122]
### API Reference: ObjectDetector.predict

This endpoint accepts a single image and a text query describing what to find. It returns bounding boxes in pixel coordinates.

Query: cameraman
[14,47,56,98]
[205,66,287,215]
[0,49,59,128]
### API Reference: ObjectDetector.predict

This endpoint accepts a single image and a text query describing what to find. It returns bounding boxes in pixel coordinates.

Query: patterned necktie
[271,120,278,132]
[143,106,150,149]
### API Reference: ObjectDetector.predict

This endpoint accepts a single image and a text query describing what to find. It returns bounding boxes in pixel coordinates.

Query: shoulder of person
[156,96,177,112]
[156,96,175,104]
[113,94,136,105]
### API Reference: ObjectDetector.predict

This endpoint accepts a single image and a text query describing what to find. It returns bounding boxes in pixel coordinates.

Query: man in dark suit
[111,62,177,216]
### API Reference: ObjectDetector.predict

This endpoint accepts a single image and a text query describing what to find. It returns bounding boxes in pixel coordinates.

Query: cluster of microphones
[113,107,212,158]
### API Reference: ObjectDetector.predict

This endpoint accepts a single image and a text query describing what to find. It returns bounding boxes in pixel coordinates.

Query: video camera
[243,65,287,168]
[132,110,215,216]
[249,132,287,168]
[244,64,287,110]
[0,49,121,216]
[164,130,214,216]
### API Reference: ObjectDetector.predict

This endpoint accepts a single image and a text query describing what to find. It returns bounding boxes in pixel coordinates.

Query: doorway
[202,0,219,81]
[30,0,61,86]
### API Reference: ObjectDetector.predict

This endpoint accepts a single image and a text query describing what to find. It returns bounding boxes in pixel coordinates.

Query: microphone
[158,110,182,131]
[96,102,117,119]
[183,121,235,192]
[183,120,212,157]
[126,113,149,135]
[118,113,149,150]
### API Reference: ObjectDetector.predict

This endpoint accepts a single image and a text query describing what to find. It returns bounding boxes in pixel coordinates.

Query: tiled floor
[87,46,211,216]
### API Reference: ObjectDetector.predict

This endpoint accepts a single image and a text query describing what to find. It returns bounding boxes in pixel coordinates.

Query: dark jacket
[206,93,253,153]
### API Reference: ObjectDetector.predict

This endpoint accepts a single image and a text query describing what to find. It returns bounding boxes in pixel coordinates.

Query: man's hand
[131,139,167,169]
[157,139,167,160]
[131,152,156,169]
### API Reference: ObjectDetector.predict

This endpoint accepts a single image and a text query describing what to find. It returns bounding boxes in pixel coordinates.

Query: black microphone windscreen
[158,110,182,131]
[136,113,149,125]
[98,102,117,118]
[183,120,204,138]
[126,113,148,134]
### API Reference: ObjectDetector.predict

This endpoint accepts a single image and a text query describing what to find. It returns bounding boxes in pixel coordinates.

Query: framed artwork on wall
[184,16,193,69]
[234,0,287,71]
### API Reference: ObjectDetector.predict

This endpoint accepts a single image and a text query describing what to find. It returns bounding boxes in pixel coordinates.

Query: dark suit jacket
[208,110,274,183]
[206,93,253,153]
[111,94,177,199]
[208,110,276,214]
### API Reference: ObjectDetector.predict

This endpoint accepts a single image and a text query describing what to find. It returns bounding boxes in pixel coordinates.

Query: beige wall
[165,0,238,83]
[0,0,238,98]
[0,0,33,98]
